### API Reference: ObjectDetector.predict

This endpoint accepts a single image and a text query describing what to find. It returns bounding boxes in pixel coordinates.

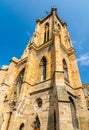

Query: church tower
[0,7,89,130]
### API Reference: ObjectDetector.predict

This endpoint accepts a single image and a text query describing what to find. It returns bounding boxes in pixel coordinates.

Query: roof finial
[51,6,57,12]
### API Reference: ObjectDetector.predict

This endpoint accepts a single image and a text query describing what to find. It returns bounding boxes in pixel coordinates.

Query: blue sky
[0,0,89,83]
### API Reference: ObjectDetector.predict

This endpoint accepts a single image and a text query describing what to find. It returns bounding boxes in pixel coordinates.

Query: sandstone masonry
[0,7,89,130]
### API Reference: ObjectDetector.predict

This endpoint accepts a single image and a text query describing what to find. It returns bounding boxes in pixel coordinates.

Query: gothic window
[33,115,40,130]
[19,123,25,130]
[63,59,69,81]
[44,23,49,43]
[54,110,56,130]
[39,57,47,81]
[13,68,25,104]
[69,97,79,129]
[10,68,25,110]
[16,68,25,94]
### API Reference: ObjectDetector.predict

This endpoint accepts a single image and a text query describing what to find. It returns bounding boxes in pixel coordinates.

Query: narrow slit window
[54,110,56,130]
[44,23,49,43]
[63,59,69,81]
[40,57,47,81]
[16,68,25,94]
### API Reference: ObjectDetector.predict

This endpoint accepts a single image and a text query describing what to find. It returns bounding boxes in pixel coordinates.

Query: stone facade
[0,7,89,130]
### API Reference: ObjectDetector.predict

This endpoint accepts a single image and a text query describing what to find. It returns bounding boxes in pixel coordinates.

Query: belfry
[0,7,89,130]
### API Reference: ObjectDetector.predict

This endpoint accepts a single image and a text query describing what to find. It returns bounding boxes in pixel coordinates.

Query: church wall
[8,88,54,130]
[75,88,89,130]
[58,102,74,130]
[25,44,53,85]
[0,7,89,130]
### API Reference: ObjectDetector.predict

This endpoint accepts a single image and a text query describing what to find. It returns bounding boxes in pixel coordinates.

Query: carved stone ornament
[53,20,61,33]
[4,97,17,111]
[30,36,35,44]
[30,31,39,44]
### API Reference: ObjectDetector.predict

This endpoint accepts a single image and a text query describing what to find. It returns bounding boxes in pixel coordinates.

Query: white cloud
[77,53,89,66]
[72,37,86,50]
[73,40,83,50]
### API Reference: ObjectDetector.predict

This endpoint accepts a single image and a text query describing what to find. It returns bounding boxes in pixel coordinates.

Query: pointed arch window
[44,23,49,43]
[39,57,47,81]
[13,68,25,102]
[33,115,40,130]
[16,68,25,94]
[12,68,25,109]
[69,97,79,129]
[19,123,25,130]
[63,59,69,81]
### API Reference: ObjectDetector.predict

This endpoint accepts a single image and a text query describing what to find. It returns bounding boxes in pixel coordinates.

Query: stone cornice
[58,100,70,103]
[0,68,8,71]
[60,43,75,56]
[1,82,10,87]
[67,91,76,98]
[53,71,83,90]
[23,71,83,90]
[10,57,19,64]
[28,39,53,52]
[65,81,83,90]
[0,65,9,71]
[23,79,53,95]
[30,86,53,95]
[16,57,28,66]
[23,78,52,86]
